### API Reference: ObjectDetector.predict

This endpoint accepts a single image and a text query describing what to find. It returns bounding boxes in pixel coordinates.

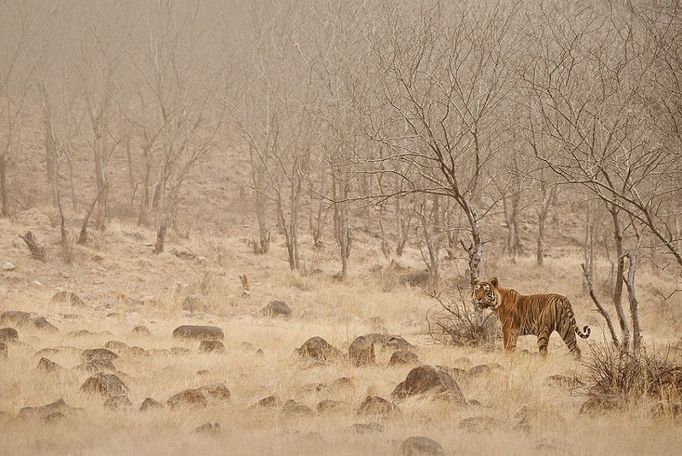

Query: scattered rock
[0,342,6,358]
[50,291,85,307]
[350,422,384,434]
[331,377,355,392]
[434,365,467,381]
[458,416,504,433]
[104,395,132,409]
[140,397,164,411]
[35,348,59,357]
[281,399,313,417]
[392,365,466,404]
[580,395,623,415]
[37,357,64,373]
[172,325,224,341]
[348,336,375,366]
[0,310,31,324]
[182,295,204,312]
[398,436,445,456]
[167,389,208,409]
[75,359,117,374]
[80,373,129,400]
[18,399,77,421]
[467,363,503,378]
[252,395,280,408]
[1,260,15,271]
[0,327,18,343]
[316,400,348,414]
[199,384,231,401]
[132,326,151,336]
[29,316,58,332]
[81,348,119,364]
[199,340,225,353]
[389,350,419,366]
[68,329,97,337]
[355,396,401,420]
[543,374,584,390]
[300,382,328,393]
[513,405,565,432]
[297,336,343,363]
[261,300,292,318]
[103,341,129,351]
[43,411,66,423]
[171,347,191,355]
[194,422,221,434]
[365,333,415,351]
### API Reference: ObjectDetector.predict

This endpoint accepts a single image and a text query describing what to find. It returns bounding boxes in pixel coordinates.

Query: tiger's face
[472,278,498,310]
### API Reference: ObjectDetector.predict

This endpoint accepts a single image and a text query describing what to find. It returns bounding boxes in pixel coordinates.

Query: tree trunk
[624,251,641,351]
[610,207,630,352]
[78,185,108,245]
[0,157,8,217]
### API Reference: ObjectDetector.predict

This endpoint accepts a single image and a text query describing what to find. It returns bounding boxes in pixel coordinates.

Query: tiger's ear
[472,277,480,286]
[490,277,499,288]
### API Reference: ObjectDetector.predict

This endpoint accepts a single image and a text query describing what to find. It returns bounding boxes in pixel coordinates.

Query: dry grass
[1,215,682,455]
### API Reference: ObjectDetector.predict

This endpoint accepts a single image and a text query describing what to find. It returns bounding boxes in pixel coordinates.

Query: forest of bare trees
[1,0,681,353]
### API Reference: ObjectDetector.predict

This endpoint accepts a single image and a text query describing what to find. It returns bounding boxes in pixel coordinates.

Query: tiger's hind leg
[537,325,551,356]
[559,319,581,360]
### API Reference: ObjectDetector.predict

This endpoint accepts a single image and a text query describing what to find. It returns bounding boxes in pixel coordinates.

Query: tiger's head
[472,277,499,310]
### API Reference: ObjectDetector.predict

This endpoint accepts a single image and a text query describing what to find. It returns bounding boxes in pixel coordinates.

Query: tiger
[471,277,590,358]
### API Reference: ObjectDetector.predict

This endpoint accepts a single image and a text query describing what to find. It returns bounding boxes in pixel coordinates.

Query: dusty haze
[1,1,682,455]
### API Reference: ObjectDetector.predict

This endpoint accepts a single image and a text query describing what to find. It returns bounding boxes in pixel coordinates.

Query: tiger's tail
[562,298,590,339]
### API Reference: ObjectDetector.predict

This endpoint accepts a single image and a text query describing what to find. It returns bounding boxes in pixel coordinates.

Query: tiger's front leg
[502,323,518,352]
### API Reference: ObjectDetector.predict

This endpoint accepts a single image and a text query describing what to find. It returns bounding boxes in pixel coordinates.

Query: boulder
[68,329,97,337]
[27,316,58,332]
[399,436,445,456]
[198,383,231,401]
[297,336,343,363]
[132,326,151,336]
[172,325,224,341]
[80,373,129,400]
[458,416,504,433]
[543,374,584,390]
[199,340,225,353]
[389,350,419,366]
[50,291,85,307]
[140,397,164,411]
[81,348,119,364]
[580,395,623,415]
[194,422,221,434]
[355,396,401,420]
[75,359,117,374]
[467,363,503,378]
[350,422,384,434]
[0,327,18,343]
[0,310,31,324]
[261,300,292,318]
[104,340,129,351]
[252,395,280,408]
[37,357,64,373]
[104,395,132,409]
[316,400,348,414]
[167,389,208,409]
[1,260,15,271]
[348,336,375,366]
[281,399,313,417]
[331,377,355,391]
[392,365,466,404]
[18,399,77,421]
[365,333,415,351]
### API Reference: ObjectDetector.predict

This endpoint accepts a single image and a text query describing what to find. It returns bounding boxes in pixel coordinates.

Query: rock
[37,357,64,373]
[140,397,164,411]
[458,416,504,433]
[172,325,224,341]
[297,336,343,363]
[252,395,280,408]
[348,336,375,366]
[0,342,7,358]
[0,310,31,324]
[1,260,15,271]
[104,341,129,351]
[281,399,313,417]
[68,329,97,337]
[392,365,466,404]
[194,422,221,434]
[199,384,231,401]
[80,373,129,400]
[18,399,76,421]
[43,411,66,423]
[167,389,208,409]
[467,363,503,378]
[365,333,415,351]
[261,300,292,318]
[399,436,445,456]
[75,359,117,374]
[350,422,384,434]
[35,348,59,357]
[316,400,348,414]
[27,316,58,332]
[543,374,584,390]
[580,395,623,415]
[513,405,565,432]
[434,365,467,381]
[171,347,191,355]
[331,377,355,392]
[389,350,419,366]
[199,340,225,353]
[300,383,328,393]
[50,291,85,307]
[132,326,151,336]
[81,348,118,364]
[125,346,146,357]
[355,396,401,420]
[0,327,18,343]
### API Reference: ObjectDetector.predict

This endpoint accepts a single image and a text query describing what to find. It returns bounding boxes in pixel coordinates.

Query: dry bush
[426,286,500,348]
[584,343,682,402]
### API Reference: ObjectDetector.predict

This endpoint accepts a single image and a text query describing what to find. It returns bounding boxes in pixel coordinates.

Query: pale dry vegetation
[1,0,682,455]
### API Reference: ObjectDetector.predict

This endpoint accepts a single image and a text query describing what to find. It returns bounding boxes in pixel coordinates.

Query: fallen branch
[19,231,46,261]
[582,263,619,347]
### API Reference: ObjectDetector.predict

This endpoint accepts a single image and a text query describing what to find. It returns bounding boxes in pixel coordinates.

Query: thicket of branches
[1,0,681,350]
